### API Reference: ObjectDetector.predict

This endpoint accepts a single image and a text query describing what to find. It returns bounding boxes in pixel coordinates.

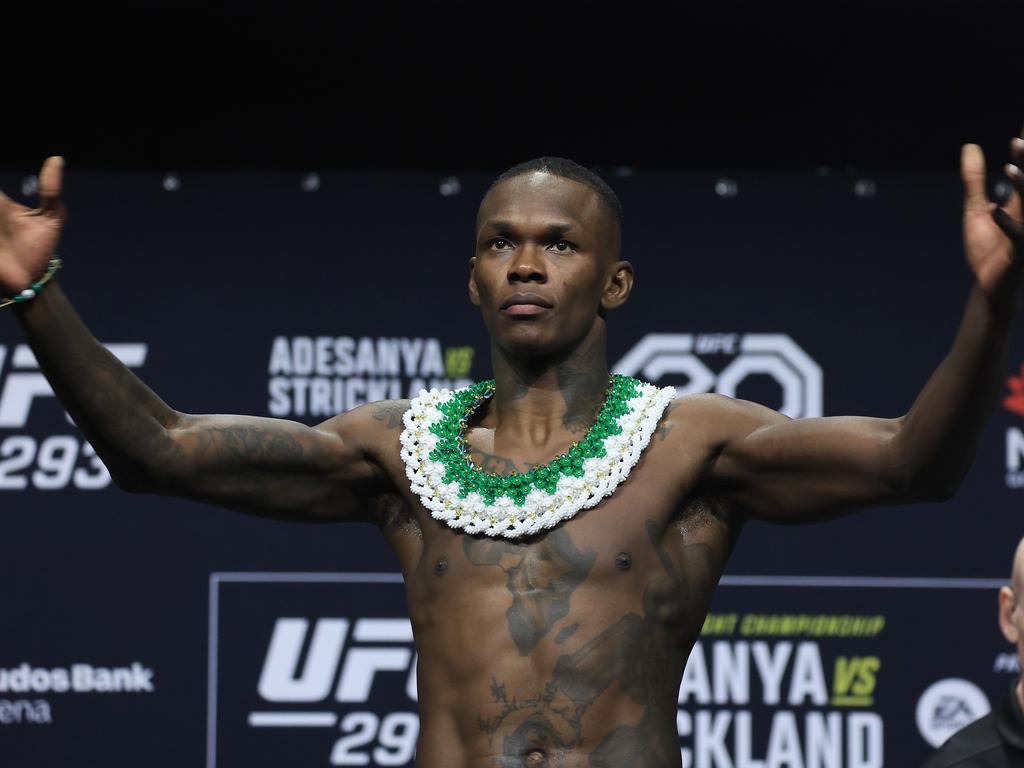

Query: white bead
[402,381,676,539]
[20,289,35,300]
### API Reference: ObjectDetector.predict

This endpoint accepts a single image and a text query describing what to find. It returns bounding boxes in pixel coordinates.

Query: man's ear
[1000,586,1020,644]
[601,260,634,311]
[468,256,480,306]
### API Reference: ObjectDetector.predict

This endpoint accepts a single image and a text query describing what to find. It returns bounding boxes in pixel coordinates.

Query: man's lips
[500,293,553,316]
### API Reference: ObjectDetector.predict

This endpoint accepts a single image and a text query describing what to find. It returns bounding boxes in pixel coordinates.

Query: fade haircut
[487,157,623,226]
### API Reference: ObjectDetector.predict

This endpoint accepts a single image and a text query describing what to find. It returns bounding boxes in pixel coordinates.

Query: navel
[525,748,547,766]
[434,555,449,575]
[615,551,632,571]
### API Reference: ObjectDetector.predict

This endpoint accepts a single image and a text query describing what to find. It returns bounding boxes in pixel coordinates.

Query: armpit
[672,493,741,540]
[371,492,422,539]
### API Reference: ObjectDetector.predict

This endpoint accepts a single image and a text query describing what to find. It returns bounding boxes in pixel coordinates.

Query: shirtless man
[1,139,1022,767]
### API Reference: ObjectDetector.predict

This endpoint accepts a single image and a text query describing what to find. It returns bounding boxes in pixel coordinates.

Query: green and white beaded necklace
[400,374,676,538]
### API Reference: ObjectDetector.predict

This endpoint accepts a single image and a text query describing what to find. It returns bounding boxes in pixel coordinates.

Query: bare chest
[386,445,737,660]
[380,421,708,552]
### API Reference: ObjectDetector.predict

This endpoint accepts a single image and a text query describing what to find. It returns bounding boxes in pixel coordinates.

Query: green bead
[424,375,644,513]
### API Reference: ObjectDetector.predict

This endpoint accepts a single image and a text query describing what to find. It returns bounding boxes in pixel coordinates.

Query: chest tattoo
[463,529,596,655]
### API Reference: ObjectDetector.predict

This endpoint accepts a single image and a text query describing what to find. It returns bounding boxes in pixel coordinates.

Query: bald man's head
[1011,539,1024,593]
[999,536,1024,677]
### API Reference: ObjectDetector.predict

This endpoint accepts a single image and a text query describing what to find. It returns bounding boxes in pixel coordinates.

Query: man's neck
[487,327,610,446]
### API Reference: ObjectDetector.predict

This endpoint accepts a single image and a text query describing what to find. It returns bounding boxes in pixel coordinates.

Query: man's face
[999,539,1024,676]
[469,172,629,357]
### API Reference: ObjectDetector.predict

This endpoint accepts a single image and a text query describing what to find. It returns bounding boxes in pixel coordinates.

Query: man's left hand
[962,134,1024,317]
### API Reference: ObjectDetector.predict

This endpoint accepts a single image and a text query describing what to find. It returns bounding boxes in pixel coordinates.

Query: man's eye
[490,238,512,250]
[551,240,574,252]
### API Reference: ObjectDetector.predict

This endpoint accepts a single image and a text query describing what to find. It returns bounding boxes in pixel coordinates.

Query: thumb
[37,156,64,213]
[961,143,989,213]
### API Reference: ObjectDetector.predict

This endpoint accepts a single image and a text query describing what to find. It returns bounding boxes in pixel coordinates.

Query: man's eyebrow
[478,219,517,233]
[479,220,579,236]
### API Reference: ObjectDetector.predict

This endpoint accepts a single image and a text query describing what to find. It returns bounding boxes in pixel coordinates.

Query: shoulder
[313,399,412,448]
[923,713,1010,768]
[661,393,789,447]
[668,392,788,420]
[364,399,413,431]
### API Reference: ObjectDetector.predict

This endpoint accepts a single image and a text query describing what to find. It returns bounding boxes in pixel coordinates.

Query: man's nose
[508,247,547,283]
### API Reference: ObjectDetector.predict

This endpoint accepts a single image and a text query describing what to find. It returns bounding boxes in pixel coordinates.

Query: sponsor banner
[209,573,1014,767]
[209,574,417,768]
[266,336,475,417]
[687,576,1009,767]
[0,343,146,491]
[1005,363,1024,489]
[0,661,156,726]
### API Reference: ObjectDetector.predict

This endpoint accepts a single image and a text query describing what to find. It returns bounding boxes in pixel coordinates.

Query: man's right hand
[0,156,65,293]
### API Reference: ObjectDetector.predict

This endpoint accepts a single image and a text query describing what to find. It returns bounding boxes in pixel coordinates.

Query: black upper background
[4,0,1024,174]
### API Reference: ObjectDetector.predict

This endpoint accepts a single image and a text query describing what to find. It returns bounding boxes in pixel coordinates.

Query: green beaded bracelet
[0,257,62,309]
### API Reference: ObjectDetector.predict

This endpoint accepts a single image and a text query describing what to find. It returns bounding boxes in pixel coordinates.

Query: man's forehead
[1012,537,1024,589]
[478,172,605,229]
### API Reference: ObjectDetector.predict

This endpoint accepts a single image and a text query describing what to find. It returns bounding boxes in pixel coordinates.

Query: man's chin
[494,326,562,358]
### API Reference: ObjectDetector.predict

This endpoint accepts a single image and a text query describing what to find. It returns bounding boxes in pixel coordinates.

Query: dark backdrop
[0,166,1020,766]
[4,1,1024,174]
[5,2,1024,765]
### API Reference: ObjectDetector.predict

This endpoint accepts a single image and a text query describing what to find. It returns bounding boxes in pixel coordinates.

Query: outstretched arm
[698,138,1023,522]
[4,158,394,522]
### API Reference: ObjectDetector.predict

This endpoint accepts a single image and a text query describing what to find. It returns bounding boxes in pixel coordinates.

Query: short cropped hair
[488,157,623,225]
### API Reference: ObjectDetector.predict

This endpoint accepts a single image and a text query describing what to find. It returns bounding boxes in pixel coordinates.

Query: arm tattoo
[371,400,410,430]
[191,424,305,464]
[654,401,679,441]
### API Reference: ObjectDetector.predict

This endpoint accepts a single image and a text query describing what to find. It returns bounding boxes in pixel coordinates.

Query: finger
[992,205,1024,245]
[1008,191,1023,222]
[961,143,990,212]
[1011,136,1024,169]
[1002,167,1024,222]
[1004,163,1024,200]
[37,156,64,214]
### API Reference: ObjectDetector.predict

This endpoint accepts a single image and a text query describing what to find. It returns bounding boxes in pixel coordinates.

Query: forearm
[892,284,1013,498]
[14,282,180,488]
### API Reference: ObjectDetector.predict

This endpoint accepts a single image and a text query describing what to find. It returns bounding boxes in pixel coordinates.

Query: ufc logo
[614,334,822,418]
[257,618,417,703]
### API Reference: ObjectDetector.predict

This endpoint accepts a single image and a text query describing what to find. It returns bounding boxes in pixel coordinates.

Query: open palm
[0,157,65,294]
[962,141,1024,310]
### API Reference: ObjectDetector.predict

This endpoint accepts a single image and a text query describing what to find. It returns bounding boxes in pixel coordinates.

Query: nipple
[615,551,632,570]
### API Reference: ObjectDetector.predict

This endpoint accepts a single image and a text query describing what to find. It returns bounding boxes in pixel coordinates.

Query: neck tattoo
[400,375,676,538]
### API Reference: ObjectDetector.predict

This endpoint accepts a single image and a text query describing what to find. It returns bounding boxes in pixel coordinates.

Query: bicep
[150,408,390,522]
[703,396,905,522]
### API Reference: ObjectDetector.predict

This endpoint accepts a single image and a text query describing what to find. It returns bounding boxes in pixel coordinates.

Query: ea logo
[613,334,822,418]
[915,678,990,748]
